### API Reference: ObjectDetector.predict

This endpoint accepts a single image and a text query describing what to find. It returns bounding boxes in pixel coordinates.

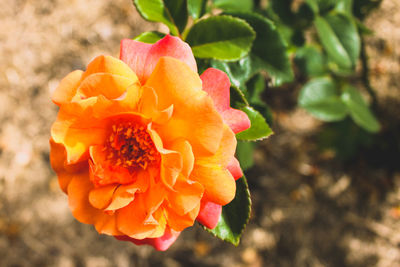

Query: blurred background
[1,0,400,266]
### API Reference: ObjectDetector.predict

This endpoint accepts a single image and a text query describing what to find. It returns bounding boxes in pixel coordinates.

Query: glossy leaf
[336,0,354,15]
[213,0,253,12]
[315,14,360,69]
[236,106,273,141]
[187,0,207,19]
[299,77,348,121]
[325,13,360,66]
[295,45,327,77]
[341,85,380,132]
[229,85,249,108]
[236,141,255,171]
[133,0,188,35]
[185,15,255,61]
[245,75,274,125]
[226,12,294,86]
[206,176,251,246]
[133,31,165,43]
[210,58,253,89]
[316,0,336,13]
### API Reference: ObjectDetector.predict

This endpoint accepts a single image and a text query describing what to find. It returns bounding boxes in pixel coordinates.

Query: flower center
[105,122,160,170]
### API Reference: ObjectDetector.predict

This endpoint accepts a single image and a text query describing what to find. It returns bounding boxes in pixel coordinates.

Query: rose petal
[226,157,243,180]
[200,68,251,134]
[165,201,200,231]
[120,35,197,83]
[82,55,138,82]
[73,73,137,101]
[191,162,236,205]
[88,184,118,210]
[200,68,230,112]
[115,227,180,251]
[146,57,224,156]
[67,172,123,235]
[196,201,222,229]
[139,86,174,125]
[52,70,83,105]
[167,139,194,178]
[221,108,251,134]
[167,176,203,216]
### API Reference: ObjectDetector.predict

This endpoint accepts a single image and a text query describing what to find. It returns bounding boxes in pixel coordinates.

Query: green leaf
[341,85,380,132]
[299,77,348,121]
[236,106,273,141]
[268,0,296,25]
[316,0,336,13]
[245,75,274,125]
[236,141,255,170]
[226,12,294,86]
[185,15,255,61]
[245,74,265,106]
[294,45,327,77]
[187,0,207,19]
[133,0,188,35]
[335,0,353,15]
[133,31,165,43]
[213,0,253,12]
[314,13,360,69]
[325,13,360,66]
[230,85,249,108]
[206,176,251,246]
[210,58,253,89]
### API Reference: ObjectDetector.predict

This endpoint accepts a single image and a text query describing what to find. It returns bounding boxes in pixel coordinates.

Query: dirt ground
[1,0,400,266]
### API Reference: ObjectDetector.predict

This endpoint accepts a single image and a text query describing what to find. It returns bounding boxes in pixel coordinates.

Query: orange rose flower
[50,35,250,250]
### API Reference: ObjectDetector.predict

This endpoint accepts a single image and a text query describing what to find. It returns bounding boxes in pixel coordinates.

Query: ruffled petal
[50,139,74,193]
[88,184,117,210]
[73,73,137,101]
[120,35,197,83]
[51,110,107,164]
[226,157,243,180]
[195,124,236,167]
[116,193,158,237]
[139,86,173,125]
[67,172,123,236]
[200,68,251,134]
[82,55,138,82]
[165,201,200,231]
[167,139,194,178]
[167,175,203,216]
[190,162,236,205]
[52,70,83,105]
[146,57,224,156]
[115,227,180,251]
[200,68,230,112]
[221,108,251,134]
[105,170,149,211]
[196,201,222,229]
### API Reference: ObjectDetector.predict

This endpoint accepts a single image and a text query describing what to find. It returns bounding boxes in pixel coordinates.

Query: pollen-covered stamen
[104,122,160,170]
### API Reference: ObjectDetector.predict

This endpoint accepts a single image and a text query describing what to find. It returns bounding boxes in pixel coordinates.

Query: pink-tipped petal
[222,108,251,134]
[200,68,230,112]
[120,35,197,84]
[120,39,152,83]
[226,157,243,180]
[200,68,251,134]
[115,228,180,251]
[196,201,222,229]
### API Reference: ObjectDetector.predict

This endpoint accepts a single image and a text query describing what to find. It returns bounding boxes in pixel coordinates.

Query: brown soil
[1,0,399,266]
